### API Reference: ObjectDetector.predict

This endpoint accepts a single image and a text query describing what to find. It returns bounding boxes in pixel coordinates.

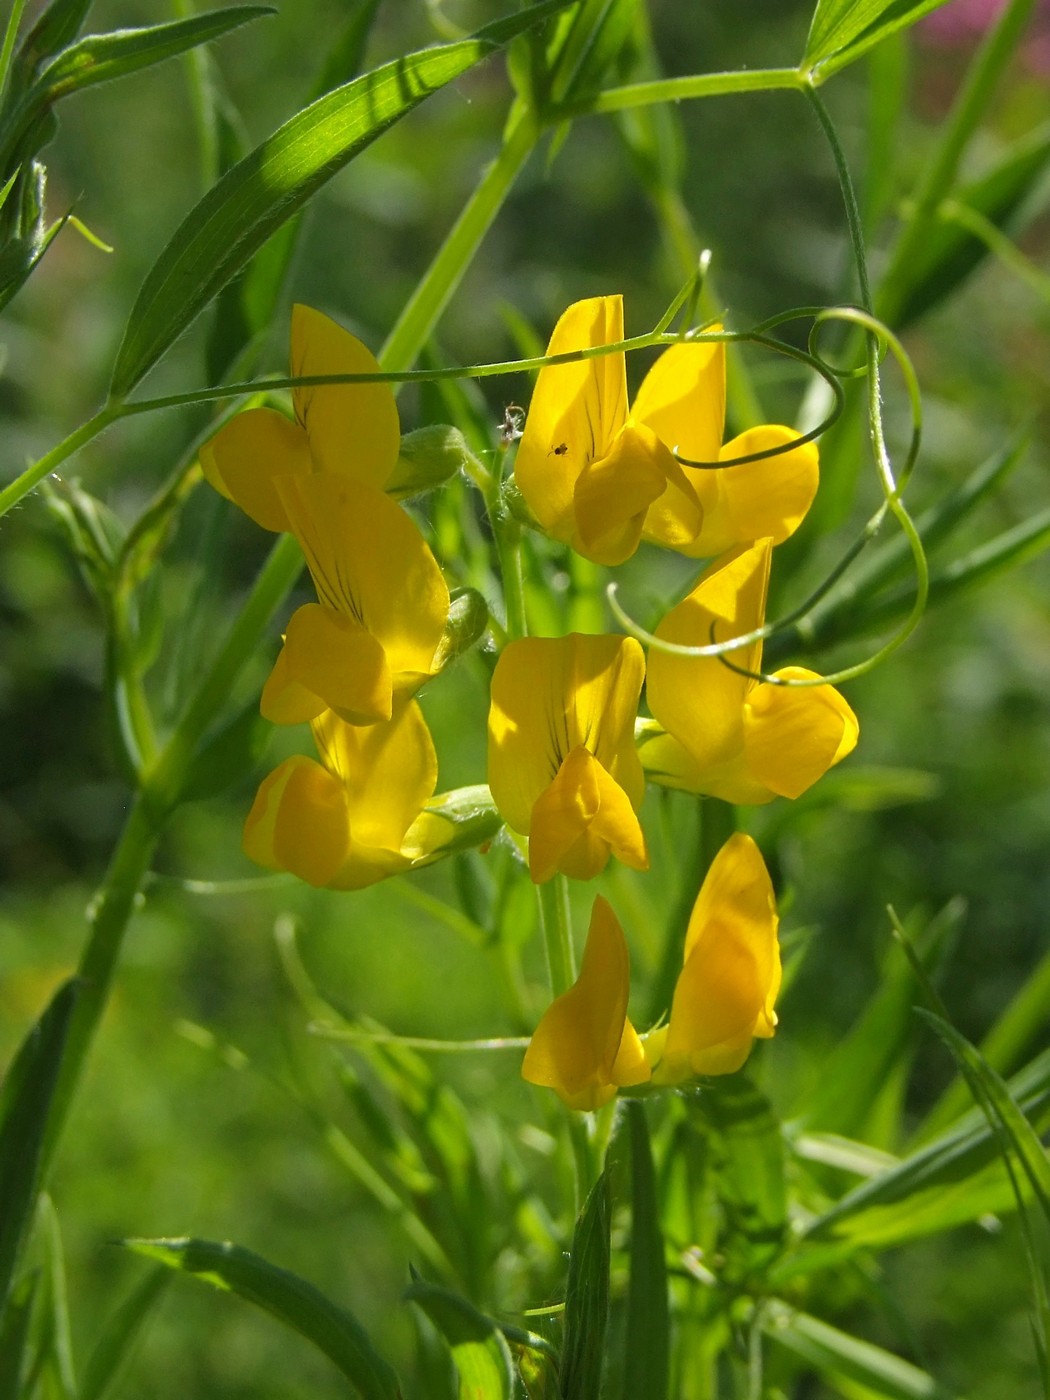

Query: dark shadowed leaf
[123,1237,402,1400]
[560,1172,611,1400]
[404,1271,514,1400]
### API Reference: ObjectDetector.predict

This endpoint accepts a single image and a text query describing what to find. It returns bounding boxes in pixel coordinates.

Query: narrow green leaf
[123,1237,402,1400]
[38,1198,76,1400]
[110,0,571,397]
[763,1301,960,1399]
[34,8,272,100]
[792,1047,1050,1253]
[80,1267,171,1400]
[0,1274,35,1400]
[890,124,1050,328]
[15,0,93,70]
[176,701,269,804]
[694,1076,787,1273]
[919,1011,1050,1228]
[560,1172,611,1400]
[620,1103,669,1400]
[404,1272,514,1400]
[804,0,954,77]
[0,979,79,1319]
[794,902,961,1140]
[918,942,1050,1142]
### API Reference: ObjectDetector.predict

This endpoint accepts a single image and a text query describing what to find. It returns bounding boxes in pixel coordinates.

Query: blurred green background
[1,0,1048,1394]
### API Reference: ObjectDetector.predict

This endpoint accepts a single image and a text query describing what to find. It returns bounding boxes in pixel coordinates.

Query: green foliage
[125,1237,403,1399]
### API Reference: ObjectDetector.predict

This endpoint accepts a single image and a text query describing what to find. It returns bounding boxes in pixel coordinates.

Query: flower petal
[272,602,393,726]
[572,422,671,565]
[522,895,649,1110]
[743,665,859,799]
[528,746,648,883]
[290,304,400,487]
[632,335,726,465]
[243,756,351,887]
[678,424,819,557]
[313,700,438,853]
[653,833,780,1082]
[200,407,312,532]
[259,644,328,726]
[514,295,628,544]
[646,541,771,777]
[276,473,450,684]
[488,633,646,836]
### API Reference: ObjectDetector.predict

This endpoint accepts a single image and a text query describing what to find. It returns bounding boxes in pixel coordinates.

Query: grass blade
[763,1300,961,1398]
[620,1102,669,1400]
[404,1271,514,1400]
[560,1172,611,1400]
[0,979,79,1320]
[123,1237,402,1399]
[34,8,273,100]
[80,1266,171,1400]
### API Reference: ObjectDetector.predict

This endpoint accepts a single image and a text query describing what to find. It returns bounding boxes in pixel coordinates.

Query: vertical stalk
[40,796,164,1175]
[537,874,576,997]
[381,107,536,373]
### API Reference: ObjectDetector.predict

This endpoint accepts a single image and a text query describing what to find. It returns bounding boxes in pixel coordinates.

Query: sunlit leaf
[123,1237,402,1400]
[33,8,272,100]
[804,0,955,78]
[110,0,574,396]
[404,1271,514,1400]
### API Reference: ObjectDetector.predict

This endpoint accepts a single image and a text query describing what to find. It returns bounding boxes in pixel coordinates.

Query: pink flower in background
[922,0,1050,73]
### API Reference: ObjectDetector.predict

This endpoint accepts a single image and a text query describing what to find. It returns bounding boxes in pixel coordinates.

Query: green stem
[381,106,537,374]
[41,795,164,1175]
[537,875,576,997]
[0,403,119,521]
[581,66,806,116]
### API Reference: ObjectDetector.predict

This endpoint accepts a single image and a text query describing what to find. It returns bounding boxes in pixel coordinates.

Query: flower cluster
[201,294,858,1107]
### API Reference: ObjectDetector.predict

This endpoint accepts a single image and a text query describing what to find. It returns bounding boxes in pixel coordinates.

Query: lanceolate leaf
[110,0,573,397]
[619,1103,669,1400]
[560,1173,612,1400]
[804,0,955,78]
[763,1301,960,1399]
[0,979,79,1320]
[34,9,273,101]
[404,1272,514,1400]
[123,1237,402,1400]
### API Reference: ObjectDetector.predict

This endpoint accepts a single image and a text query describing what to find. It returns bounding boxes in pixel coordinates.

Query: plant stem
[0,403,119,521]
[537,875,576,997]
[582,67,806,117]
[381,107,537,374]
[41,796,164,1175]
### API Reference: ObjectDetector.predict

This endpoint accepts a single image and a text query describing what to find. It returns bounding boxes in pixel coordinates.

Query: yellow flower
[259,473,450,726]
[513,295,818,565]
[243,700,440,889]
[522,896,650,1110]
[648,833,781,1083]
[487,633,648,882]
[641,539,858,804]
[632,341,819,559]
[200,304,400,532]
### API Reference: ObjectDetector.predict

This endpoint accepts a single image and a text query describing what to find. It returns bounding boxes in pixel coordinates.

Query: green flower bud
[387,425,471,499]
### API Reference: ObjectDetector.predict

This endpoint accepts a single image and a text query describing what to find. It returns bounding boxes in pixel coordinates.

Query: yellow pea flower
[632,342,820,559]
[243,700,439,889]
[514,295,703,565]
[522,895,650,1110]
[648,833,781,1083]
[641,539,858,804]
[200,304,400,532]
[488,633,649,882]
[259,473,450,726]
[513,295,819,565]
